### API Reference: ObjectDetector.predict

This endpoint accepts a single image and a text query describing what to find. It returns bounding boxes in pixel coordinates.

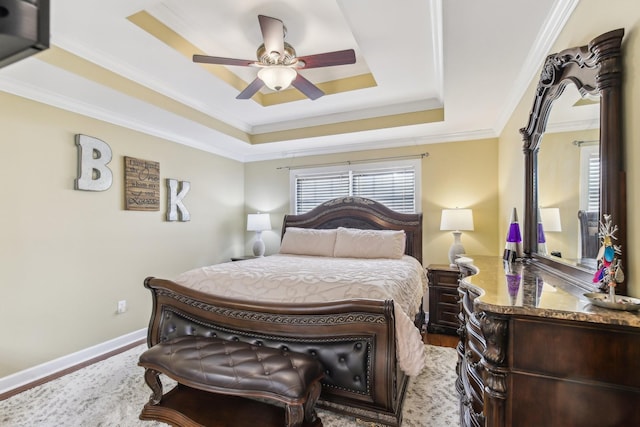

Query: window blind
[586,151,600,212]
[352,169,415,213]
[295,173,350,214]
[293,164,417,214]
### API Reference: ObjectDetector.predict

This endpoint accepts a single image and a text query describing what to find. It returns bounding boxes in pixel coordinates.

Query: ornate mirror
[520,28,627,294]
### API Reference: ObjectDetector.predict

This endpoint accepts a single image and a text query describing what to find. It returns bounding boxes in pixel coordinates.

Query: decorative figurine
[592,214,624,300]
[503,207,523,262]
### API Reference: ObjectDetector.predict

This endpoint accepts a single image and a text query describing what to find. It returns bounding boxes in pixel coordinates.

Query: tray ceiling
[0,0,579,162]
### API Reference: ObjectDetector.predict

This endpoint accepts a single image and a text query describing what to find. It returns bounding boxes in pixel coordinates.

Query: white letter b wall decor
[74,134,113,191]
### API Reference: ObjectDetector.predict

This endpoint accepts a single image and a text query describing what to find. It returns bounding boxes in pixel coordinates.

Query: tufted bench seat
[138,335,324,427]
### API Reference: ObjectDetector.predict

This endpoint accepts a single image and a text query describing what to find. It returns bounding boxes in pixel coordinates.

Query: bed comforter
[174,253,428,376]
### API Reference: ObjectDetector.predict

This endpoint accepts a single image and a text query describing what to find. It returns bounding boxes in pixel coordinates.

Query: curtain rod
[572,139,599,146]
[277,152,429,171]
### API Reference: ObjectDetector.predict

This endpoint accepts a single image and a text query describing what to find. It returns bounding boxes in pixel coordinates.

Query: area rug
[0,343,459,426]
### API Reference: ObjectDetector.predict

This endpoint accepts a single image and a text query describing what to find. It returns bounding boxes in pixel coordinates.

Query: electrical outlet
[117,300,127,314]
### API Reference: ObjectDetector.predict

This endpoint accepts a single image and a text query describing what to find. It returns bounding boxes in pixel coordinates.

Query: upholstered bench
[138,336,324,427]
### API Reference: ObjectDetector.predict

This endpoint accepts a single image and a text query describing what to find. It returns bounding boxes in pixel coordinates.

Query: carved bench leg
[285,403,304,427]
[143,368,163,405]
[304,381,321,423]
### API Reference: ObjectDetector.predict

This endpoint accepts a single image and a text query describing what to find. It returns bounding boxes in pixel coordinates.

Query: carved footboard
[144,277,408,426]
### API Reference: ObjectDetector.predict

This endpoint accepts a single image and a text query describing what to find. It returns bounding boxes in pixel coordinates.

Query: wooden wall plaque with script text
[124,156,160,211]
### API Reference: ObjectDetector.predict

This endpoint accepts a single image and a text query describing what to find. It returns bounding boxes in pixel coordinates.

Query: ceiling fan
[193,15,356,101]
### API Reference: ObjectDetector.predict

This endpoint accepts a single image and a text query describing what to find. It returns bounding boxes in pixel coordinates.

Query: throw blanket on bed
[174,254,428,376]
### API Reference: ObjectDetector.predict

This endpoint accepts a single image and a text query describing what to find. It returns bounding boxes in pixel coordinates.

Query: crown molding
[493,0,580,134]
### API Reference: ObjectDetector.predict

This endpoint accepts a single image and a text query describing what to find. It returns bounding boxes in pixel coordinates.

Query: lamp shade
[258,66,297,91]
[540,208,562,232]
[440,209,474,231]
[247,213,271,232]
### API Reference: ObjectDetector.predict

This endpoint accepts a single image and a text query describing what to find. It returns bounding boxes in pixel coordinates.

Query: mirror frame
[520,28,627,294]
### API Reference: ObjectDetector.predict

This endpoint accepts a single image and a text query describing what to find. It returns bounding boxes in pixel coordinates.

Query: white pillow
[279,227,337,257]
[333,227,406,259]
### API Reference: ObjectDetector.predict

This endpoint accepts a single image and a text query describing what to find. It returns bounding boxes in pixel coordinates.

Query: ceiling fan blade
[258,15,285,57]
[296,49,356,69]
[236,77,265,100]
[291,74,324,100]
[193,54,255,67]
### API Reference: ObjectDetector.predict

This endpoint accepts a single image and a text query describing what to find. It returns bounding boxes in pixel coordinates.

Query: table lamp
[538,207,562,255]
[440,208,474,265]
[247,213,271,257]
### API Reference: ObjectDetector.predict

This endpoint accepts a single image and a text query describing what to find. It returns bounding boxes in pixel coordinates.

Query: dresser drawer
[512,317,640,387]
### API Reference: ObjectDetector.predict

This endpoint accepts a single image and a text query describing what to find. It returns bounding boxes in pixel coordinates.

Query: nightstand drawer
[434,272,459,285]
[437,289,459,305]
[438,310,460,327]
[427,264,461,335]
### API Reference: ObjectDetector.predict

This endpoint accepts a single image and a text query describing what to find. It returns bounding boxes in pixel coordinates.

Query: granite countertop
[457,255,640,328]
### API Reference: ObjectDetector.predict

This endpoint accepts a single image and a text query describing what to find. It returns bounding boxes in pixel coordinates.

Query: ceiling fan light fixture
[193,15,353,100]
[258,66,297,91]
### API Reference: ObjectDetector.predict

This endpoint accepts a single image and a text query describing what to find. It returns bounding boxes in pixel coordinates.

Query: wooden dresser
[456,256,640,427]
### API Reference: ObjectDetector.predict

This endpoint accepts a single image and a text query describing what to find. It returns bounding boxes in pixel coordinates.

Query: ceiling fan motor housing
[257,42,297,65]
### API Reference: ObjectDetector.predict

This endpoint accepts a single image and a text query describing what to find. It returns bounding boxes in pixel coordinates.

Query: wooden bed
[143,197,424,426]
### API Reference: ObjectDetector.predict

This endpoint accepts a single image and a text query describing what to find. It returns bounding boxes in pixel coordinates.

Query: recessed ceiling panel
[0,0,577,162]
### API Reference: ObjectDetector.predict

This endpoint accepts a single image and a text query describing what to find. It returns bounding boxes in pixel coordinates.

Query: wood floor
[423,332,458,348]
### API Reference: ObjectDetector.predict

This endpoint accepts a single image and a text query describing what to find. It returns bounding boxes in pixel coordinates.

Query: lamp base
[538,241,548,255]
[448,231,465,265]
[252,231,265,257]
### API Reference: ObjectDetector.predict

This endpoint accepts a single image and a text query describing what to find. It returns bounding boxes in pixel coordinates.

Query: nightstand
[230,255,259,261]
[426,264,460,335]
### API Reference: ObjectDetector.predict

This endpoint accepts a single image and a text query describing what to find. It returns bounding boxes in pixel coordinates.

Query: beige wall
[539,128,599,259]
[244,139,500,267]
[499,0,640,297]
[0,92,245,376]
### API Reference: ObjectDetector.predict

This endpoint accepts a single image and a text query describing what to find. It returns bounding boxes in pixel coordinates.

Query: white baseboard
[0,328,147,395]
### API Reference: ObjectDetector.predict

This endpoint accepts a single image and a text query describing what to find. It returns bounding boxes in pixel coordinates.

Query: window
[579,144,599,212]
[290,159,421,214]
